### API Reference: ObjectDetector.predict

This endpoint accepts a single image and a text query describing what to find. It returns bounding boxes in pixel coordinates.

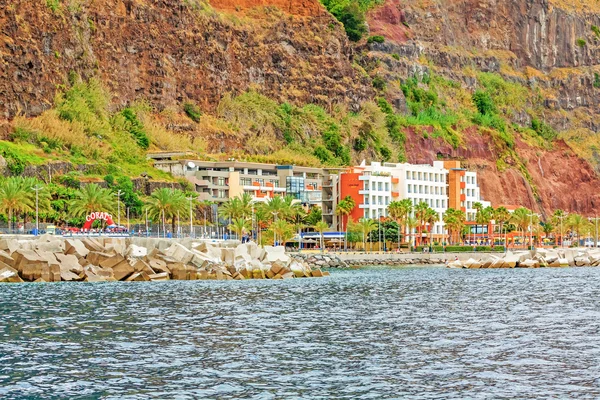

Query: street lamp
[187,196,195,238]
[115,190,122,228]
[31,185,43,236]
[589,216,599,248]
[527,212,537,250]
[271,211,279,246]
[557,212,568,248]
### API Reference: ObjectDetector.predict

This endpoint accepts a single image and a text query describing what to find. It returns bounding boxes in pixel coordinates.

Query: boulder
[126,244,147,258]
[131,259,156,276]
[65,239,90,258]
[41,264,61,282]
[87,252,113,267]
[149,272,170,281]
[111,261,135,281]
[0,266,23,283]
[263,246,290,264]
[14,250,48,281]
[125,272,150,282]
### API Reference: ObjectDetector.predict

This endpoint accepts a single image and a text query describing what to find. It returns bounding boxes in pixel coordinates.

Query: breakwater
[0,235,329,283]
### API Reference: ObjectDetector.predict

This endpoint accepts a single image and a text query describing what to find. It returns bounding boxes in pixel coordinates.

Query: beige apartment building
[154,158,325,205]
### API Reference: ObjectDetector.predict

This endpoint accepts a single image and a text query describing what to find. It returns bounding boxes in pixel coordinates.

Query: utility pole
[116,190,122,228]
[127,207,130,233]
[187,196,194,238]
[145,207,149,237]
[31,185,43,236]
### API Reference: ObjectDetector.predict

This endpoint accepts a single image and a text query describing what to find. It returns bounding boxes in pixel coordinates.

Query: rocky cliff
[1,0,600,215]
[0,0,370,119]
[366,0,600,215]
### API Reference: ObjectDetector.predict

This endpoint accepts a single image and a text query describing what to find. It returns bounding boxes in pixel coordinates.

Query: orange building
[339,168,364,230]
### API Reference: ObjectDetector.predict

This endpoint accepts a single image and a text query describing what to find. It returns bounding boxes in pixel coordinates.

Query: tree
[493,206,510,246]
[270,219,295,246]
[357,218,378,252]
[388,199,412,251]
[146,188,187,236]
[228,217,251,239]
[314,221,329,252]
[336,195,356,251]
[552,209,568,246]
[0,178,34,232]
[425,207,439,248]
[510,207,538,248]
[567,213,588,246]
[414,201,430,247]
[69,183,114,218]
[305,206,322,226]
[541,222,554,244]
[406,216,418,250]
[443,208,466,244]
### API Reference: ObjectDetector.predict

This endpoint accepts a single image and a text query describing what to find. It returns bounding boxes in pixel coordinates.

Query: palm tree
[567,213,588,247]
[388,199,412,251]
[510,207,531,248]
[263,195,290,224]
[541,222,554,245]
[314,221,329,253]
[228,217,251,239]
[406,216,418,251]
[0,178,34,233]
[443,208,466,245]
[414,201,430,247]
[336,195,356,251]
[270,219,294,246]
[146,188,187,236]
[493,206,511,247]
[357,218,378,253]
[69,183,114,218]
[552,209,568,246]
[425,207,439,248]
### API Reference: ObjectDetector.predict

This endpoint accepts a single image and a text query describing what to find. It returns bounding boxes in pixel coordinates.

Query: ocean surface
[1,266,600,399]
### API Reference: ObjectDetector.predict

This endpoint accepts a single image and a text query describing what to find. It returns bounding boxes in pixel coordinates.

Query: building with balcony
[153,160,325,204]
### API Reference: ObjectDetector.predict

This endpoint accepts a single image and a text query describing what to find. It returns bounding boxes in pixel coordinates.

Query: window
[436,199,440,208]
[408,185,412,193]
[385,182,389,191]
[378,182,382,191]
[442,200,445,208]
[385,197,390,205]
[435,187,439,195]
[418,172,422,180]
[406,171,410,179]
[412,172,416,180]
[218,190,227,198]
[425,186,429,194]
[419,185,423,194]
[256,179,264,186]
[372,182,376,191]
[240,177,252,186]
[429,173,433,181]
[271,180,279,188]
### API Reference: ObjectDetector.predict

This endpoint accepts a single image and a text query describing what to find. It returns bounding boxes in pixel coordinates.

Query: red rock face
[367,0,411,43]
[209,0,325,16]
[404,127,600,216]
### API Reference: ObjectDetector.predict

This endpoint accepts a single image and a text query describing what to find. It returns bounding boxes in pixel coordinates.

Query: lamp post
[187,196,194,238]
[116,190,122,228]
[145,207,149,237]
[558,213,568,248]
[127,207,130,234]
[31,185,43,236]
[589,216,599,248]
[527,212,537,250]
[271,211,279,246]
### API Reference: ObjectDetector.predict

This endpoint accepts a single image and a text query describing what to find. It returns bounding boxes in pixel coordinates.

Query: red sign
[82,212,115,230]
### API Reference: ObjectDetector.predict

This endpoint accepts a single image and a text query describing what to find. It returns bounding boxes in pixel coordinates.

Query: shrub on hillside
[183,102,202,123]
[367,35,385,44]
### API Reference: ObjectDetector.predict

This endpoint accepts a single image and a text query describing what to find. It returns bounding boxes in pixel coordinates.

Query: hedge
[415,246,505,252]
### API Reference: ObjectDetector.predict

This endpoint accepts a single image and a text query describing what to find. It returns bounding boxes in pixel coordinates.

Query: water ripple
[1,267,600,399]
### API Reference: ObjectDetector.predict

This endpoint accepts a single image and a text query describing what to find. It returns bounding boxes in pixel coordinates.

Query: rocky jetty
[0,235,329,283]
[292,253,350,269]
[447,248,600,269]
